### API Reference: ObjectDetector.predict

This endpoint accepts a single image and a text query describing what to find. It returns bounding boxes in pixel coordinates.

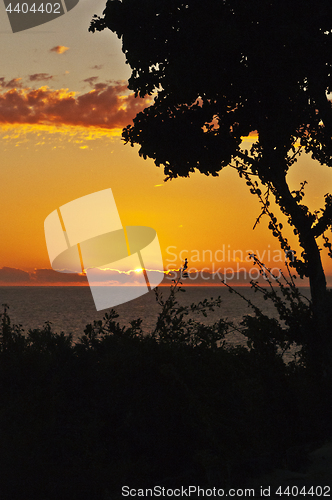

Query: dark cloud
[83,76,99,87]
[0,77,22,89]
[32,269,87,283]
[91,65,103,70]
[0,266,262,286]
[29,73,54,82]
[0,82,151,130]
[0,267,31,283]
[0,267,89,284]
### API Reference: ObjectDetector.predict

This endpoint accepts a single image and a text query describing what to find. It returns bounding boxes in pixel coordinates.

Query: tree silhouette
[90,0,332,364]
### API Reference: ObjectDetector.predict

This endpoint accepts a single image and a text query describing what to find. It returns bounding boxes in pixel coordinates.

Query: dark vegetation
[90,0,332,372]
[2,2,332,497]
[0,264,332,499]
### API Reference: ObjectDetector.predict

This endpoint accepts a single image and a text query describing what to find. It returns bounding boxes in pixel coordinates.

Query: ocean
[0,285,311,349]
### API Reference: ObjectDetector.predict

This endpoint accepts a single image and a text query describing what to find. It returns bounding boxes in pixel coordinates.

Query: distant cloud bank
[0,267,31,283]
[0,267,87,285]
[0,266,314,287]
[0,80,151,131]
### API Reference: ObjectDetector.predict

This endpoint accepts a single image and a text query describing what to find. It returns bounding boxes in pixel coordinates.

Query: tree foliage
[90,0,332,177]
[89,1,332,360]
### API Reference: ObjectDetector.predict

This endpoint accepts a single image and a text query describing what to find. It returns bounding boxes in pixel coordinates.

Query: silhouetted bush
[0,278,331,499]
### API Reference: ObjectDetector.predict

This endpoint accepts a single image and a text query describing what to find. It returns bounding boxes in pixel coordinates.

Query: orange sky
[1,3,332,286]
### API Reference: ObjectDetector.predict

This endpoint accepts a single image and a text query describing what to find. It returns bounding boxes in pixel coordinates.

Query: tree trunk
[270,172,326,302]
[269,170,332,372]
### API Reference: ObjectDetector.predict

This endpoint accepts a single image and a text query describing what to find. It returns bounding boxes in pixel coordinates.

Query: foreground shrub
[0,275,331,499]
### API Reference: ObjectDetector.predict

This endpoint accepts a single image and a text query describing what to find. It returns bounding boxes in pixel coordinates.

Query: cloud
[91,64,103,70]
[0,77,22,89]
[0,267,88,284]
[29,73,54,82]
[83,76,99,87]
[0,266,166,286]
[0,82,151,131]
[50,45,69,54]
[0,264,315,287]
[32,269,87,283]
[0,267,31,283]
[83,268,165,286]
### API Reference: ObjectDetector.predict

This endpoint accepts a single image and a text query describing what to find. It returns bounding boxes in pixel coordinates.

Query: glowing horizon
[1,7,332,291]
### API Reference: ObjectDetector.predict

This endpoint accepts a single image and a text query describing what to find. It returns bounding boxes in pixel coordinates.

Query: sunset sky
[1,1,332,286]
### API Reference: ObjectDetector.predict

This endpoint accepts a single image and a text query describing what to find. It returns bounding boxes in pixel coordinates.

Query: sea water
[0,285,311,349]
